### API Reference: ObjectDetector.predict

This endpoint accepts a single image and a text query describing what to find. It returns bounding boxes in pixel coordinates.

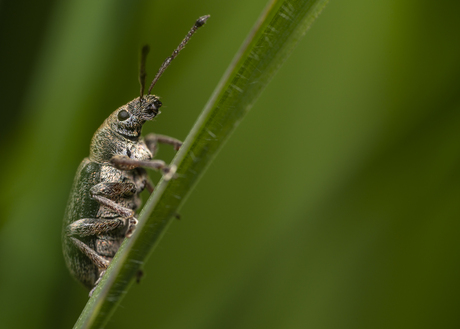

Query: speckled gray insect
[62,15,209,295]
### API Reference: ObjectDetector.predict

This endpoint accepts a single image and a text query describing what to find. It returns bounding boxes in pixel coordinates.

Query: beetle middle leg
[90,181,138,235]
[91,195,138,237]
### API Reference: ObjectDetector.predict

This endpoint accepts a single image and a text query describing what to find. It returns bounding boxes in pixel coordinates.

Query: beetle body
[62,96,173,290]
[62,15,209,294]
[62,159,132,289]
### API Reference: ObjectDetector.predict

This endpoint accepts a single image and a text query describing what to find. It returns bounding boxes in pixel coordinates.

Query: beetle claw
[125,217,138,238]
[162,164,177,181]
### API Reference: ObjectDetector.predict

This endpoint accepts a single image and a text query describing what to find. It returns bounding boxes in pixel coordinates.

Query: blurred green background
[1,0,460,328]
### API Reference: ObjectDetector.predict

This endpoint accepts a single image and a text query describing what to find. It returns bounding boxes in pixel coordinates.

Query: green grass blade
[74,0,329,327]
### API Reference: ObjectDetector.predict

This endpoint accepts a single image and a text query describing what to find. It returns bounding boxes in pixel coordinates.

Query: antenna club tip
[141,44,150,54]
[195,15,210,28]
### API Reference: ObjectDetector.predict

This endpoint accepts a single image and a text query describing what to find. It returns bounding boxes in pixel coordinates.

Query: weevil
[62,15,209,295]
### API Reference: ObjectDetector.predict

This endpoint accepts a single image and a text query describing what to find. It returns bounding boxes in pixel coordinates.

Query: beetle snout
[144,101,161,117]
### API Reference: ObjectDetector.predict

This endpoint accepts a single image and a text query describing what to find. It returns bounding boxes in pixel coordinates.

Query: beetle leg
[90,182,137,198]
[90,182,138,224]
[89,270,106,297]
[110,156,177,181]
[70,237,109,271]
[125,217,138,238]
[144,133,182,156]
[135,167,155,193]
[146,181,154,193]
[91,195,138,237]
[92,194,135,218]
[144,175,155,193]
[70,235,114,297]
[66,217,127,237]
[110,155,165,171]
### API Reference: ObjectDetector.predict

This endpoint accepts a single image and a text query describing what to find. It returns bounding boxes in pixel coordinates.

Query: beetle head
[104,15,210,141]
[107,95,162,139]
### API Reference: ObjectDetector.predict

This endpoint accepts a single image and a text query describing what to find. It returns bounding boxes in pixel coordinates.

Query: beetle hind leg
[66,217,127,237]
[70,237,109,273]
[89,269,107,297]
[69,237,116,297]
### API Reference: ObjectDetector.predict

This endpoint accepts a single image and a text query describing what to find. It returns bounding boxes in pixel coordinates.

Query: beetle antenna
[139,45,150,100]
[147,15,210,95]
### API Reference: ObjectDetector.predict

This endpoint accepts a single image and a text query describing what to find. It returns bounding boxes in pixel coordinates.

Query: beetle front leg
[144,133,182,157]
[110,156,177,181]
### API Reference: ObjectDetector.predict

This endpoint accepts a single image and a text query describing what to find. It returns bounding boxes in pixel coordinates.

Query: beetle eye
[118,110,130,121]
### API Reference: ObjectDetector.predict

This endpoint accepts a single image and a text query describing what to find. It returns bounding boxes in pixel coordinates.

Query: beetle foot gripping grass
[62,15,209,296]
